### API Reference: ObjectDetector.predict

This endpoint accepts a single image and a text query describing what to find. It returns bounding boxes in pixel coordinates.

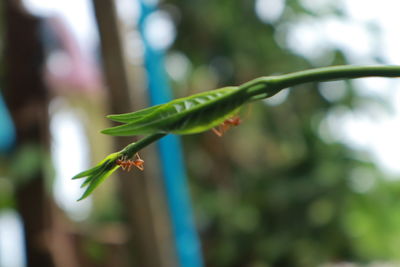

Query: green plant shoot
[74,65,400,200]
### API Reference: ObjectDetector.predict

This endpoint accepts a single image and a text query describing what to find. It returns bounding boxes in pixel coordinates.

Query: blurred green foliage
[2,0,400,266]
[165,0,400,266]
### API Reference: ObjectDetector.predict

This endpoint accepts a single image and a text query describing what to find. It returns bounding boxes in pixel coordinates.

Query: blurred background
[1,0,400,266]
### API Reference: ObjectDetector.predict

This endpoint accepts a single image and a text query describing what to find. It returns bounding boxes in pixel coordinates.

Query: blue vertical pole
[138,2,204,267]
[0,92,16,153]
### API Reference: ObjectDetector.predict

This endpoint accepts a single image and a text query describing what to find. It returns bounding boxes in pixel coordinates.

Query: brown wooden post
[3,1,54,266]
[91,1,177,266]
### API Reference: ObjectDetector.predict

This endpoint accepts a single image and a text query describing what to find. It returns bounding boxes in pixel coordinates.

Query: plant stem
[243,65,400,98]
[117,66,400,158]
[121,133,167,158]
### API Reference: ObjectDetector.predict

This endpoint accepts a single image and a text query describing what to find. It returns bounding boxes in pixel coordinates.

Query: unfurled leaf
[101,86,249,136]
[78,165,119,201]
[72,136,162,201]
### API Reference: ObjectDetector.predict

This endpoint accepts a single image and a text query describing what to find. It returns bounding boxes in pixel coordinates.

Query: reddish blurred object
[42,16,102,93]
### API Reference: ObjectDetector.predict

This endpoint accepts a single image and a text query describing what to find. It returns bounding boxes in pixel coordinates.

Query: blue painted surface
[138,2,204,267]
[0,92,16,153]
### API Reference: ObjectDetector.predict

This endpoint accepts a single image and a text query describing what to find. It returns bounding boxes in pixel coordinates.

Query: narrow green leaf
[80,163,111,188]
[73,152,121,200]
[72,164,104,179]
[78,165,119,201]
[101,86,247,136]
[106,103,164,123]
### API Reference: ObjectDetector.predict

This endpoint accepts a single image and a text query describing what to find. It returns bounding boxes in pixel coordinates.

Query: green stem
[121,133,167,158]
[119,66,400,157]
[243,65,400,98]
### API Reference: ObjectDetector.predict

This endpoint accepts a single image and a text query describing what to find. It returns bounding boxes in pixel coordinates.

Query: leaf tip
[72,173,86,179]
[100,128,113,135]
[76,195,87,201]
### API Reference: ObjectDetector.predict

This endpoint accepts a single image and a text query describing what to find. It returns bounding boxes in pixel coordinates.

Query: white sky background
[22,0,99,55]
[0,211,25,267]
